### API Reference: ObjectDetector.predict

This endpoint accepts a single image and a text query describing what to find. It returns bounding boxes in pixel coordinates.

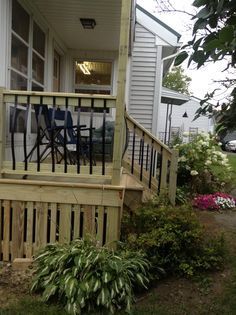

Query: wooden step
[121,173,144,210]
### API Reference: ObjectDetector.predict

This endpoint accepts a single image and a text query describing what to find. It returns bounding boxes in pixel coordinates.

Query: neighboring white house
[127,5,214,144]
[0,0,184,160]
[158,89,215,144]
[127,5,181,136]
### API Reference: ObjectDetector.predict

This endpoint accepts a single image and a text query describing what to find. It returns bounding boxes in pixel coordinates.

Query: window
[10,0,46,91]
[74,60,112,112]
[10,0,46,135]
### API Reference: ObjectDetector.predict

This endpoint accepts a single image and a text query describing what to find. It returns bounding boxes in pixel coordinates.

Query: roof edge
[136,4,181,40]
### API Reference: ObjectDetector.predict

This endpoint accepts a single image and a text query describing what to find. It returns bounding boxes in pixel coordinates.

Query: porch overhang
[31,0,122,51]
[161,87,190,106]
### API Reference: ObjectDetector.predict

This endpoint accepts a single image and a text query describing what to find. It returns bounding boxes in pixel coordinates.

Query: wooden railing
[0,179,124,261]
[0,90,116,182]
[123,113,178,205]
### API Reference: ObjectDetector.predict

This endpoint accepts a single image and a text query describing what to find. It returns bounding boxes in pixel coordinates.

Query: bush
[122,202,225,278]
[31,239,150,315]
[176,133,231,194]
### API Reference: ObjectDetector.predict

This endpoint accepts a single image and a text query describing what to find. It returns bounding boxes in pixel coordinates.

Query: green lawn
[228,154,236,186]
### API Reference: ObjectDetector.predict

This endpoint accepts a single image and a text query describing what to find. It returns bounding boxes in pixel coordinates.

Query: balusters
[63,98,68,173]
[89,99,94,175]
[102,100,106,175]
[76,98,81,174]
[51,97,56,172]
[37,97,43,172]
[10,95,18,170]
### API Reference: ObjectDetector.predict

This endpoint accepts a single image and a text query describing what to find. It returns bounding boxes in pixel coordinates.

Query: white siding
[157,98,215,142]
[128,23,157,131]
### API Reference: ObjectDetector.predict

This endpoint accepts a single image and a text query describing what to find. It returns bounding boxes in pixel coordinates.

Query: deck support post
[0,87,6,177]
[112,0,132,185]
[168,149,178,205]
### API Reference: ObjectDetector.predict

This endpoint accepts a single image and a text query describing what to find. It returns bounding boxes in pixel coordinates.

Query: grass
[0,298,67,315]
[228,154,236,185]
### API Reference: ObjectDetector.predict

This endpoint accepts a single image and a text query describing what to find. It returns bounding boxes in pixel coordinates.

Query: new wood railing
[123,112,178,205]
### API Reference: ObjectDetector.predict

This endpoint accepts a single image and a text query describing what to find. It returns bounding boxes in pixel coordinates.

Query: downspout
[153,51,180,138]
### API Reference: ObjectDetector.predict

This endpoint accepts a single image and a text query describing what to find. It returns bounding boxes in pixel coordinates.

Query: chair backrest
[48,108,75,142]
[34,105,51,139]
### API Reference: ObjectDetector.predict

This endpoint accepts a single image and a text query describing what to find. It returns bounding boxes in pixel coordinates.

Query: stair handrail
[123,112,178,205]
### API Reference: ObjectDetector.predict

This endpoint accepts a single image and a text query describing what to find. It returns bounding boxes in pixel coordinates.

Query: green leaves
[174,51,188,66]
[219,26,234,43]
[31,238,150,314]
[192,0,208,8]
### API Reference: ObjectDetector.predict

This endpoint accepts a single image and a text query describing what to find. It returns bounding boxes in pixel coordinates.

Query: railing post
[0,87,6,177]
[168,149,179,206]
[112,0,132,185]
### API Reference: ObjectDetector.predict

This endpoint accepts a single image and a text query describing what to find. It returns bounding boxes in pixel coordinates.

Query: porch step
[121,173,144,210]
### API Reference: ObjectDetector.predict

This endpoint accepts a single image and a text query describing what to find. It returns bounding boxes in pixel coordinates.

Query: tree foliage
[175,0,236,131]
[163,66,192,95]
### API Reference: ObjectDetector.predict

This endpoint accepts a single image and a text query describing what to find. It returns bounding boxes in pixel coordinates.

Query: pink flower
[193,192,236,210]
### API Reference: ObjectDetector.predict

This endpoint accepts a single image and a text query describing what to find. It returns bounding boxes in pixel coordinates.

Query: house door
[53,50,61,92]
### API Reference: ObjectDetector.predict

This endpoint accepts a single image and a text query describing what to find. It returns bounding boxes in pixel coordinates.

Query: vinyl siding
[128,23,157,132]
[157,99,214,141]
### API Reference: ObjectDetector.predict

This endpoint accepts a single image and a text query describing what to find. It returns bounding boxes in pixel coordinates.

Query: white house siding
[128,23,157,132]
[157,98,214,143]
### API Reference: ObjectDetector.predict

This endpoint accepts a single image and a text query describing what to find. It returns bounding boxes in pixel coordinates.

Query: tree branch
[156,9,194,18]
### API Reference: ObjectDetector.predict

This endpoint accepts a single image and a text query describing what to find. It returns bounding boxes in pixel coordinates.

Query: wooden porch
[0,89,178,261]
[0,0,178,261]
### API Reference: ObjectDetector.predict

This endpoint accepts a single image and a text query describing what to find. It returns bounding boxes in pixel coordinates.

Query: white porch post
[112,0,132,185]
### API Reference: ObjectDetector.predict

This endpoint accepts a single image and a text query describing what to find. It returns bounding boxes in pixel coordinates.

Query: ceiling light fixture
[80,18,96,29]
[76,62,91,75]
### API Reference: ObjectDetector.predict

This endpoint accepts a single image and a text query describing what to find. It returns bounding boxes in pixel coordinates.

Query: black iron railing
[3,91,116,176]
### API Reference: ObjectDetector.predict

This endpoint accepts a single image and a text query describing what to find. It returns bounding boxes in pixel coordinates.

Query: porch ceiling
[32,0,121,51]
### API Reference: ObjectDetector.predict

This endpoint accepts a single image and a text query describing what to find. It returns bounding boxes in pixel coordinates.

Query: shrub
[31,239,150,315]
[193,192,236,210]
[175,133,231,194]
[122,202,225,278]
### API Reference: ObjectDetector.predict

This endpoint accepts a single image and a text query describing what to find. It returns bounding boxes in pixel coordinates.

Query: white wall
[128,23,157,131]
[157,98,215,142]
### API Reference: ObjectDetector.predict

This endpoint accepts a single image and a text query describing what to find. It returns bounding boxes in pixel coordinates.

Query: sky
[137,0,230,103]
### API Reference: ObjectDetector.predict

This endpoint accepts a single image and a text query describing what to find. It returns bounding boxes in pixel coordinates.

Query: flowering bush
[175,133,232,193]
[193,193,236,210]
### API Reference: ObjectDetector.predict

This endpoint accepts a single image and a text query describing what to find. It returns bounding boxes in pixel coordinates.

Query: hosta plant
[31,239,150,315]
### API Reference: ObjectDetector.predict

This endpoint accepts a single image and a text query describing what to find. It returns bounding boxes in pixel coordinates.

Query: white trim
[0,0,11,88]
[152,45,162,136]
[136,8,179,47]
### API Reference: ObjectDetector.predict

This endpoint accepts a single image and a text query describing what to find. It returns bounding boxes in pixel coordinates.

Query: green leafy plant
[176,133,232,194]
[31,239,150,315]
[122,202,225,278]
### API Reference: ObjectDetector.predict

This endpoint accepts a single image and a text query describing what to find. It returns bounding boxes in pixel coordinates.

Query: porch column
[112,0,132,185]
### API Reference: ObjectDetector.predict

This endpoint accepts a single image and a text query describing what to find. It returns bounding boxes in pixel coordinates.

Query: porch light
[80,18,96,29]
[182,111,188,118]
[76,62,91,75]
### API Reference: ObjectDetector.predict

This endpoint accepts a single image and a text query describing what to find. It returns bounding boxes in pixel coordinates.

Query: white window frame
[73,58,114,115]
[7,0,47,144]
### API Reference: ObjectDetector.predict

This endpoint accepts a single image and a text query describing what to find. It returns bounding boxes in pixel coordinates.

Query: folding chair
[26,105,65,163]
[48,108,94,165]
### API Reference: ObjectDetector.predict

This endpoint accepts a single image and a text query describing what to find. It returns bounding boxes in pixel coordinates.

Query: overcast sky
[137,0,230,103]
